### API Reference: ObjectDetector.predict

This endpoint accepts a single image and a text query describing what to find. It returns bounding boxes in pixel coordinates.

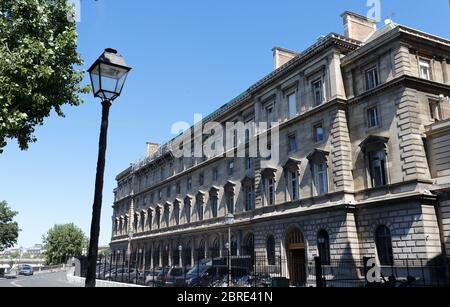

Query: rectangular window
[166,186,171,198]
[197,203,204,221]
[267,178,275,206]
[211,197,218,218]
[365,67,379,90]
[226,192,234,214]
[288,134,297,153]
[367,106,380,128]
[179,158,184,171]
[419,59,431,80]
[429,100,441,122]
[185,202,191,224]
[290,172,299,201]
[176,182,181,194]
[199,173,204,186]
[314,123,324,143]
[244,116,255,143]
[313,79,324,106]
[213,167,218,181]
[246,157,253,170]
[266,104,274,129]
[158,190,162,201]
[150,193,154,203]
[245,186,254,211]
[174,206,180,225]
[160,167,165,181]
[288,93,297,119]
[187,177,192,190]
[369,151,388,187]
[315,163,328,196]
[228,160,234,175]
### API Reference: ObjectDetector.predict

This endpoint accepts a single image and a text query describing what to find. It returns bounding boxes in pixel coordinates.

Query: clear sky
[1,0,449,248]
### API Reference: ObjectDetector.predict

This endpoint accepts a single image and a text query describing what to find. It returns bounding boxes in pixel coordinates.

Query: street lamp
[225,213,234,287]
[85,48,132,288]
[178,244,183,267]
[127,231,134,265]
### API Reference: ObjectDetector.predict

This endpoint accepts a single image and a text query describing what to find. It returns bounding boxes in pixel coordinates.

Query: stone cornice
[342,25,450,66]
[348,75,450,105]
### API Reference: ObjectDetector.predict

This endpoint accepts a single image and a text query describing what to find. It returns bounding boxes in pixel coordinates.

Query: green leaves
[42,223,85,265]
[0,0,90,153]
[0,201,20,252]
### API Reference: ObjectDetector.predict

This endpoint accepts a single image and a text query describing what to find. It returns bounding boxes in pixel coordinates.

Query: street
[0,271,80,287]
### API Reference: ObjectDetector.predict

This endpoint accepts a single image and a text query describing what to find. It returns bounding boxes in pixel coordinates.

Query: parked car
[131,268,163,286]
[105,267,136,282]
[18,265,34,276]
[174,265,217,287]
[155,267,183,286]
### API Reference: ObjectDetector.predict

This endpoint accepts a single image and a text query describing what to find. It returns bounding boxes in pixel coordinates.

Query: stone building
[109,11,450,286]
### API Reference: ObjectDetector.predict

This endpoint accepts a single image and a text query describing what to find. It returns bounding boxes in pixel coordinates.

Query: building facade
[110,12,450,286]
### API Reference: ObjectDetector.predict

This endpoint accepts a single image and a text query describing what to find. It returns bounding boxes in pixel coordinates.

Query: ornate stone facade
[110,12,450,285]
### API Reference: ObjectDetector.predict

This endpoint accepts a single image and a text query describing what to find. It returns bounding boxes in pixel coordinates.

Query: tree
[0,0,90,153]
[42,223,84,265]
[0,201,19,251]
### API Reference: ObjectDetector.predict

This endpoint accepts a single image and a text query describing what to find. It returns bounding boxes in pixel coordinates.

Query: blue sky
[1,0,449,248]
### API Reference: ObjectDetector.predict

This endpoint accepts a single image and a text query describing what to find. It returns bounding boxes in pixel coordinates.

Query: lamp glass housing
[88,48,131,102]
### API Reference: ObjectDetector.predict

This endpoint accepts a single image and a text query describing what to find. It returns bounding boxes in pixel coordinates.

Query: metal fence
[90,251,450,288]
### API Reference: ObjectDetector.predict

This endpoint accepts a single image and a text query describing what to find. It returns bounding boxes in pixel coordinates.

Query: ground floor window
[317,230,330,265]
[375,225,394,266]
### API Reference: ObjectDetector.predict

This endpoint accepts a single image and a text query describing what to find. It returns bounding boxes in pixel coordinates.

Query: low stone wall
[66,271,144,288]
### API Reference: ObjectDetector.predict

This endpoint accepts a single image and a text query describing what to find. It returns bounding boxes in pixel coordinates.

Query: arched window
[317,230,330,265]
[173,244,180,267]
[266,235,276,266]
[243,233,255,256]
[184,243,192,267]
[211,237,220,258]
[153,245,161,268]
[196,240,206,262]
[375,225,394,265]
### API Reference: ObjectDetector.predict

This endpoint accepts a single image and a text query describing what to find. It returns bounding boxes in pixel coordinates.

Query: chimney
[341,11,377,42]
[146,142,160,158]
[272,47,297,70]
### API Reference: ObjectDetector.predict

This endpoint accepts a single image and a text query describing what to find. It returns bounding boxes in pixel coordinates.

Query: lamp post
[127,231,134,283]
[127,231,134,266]
[225,213,234,287]
[85,48,131,287]
[178,244,183,267]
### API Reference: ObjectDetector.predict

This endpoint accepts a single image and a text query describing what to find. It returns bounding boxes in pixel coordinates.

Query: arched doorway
[242,233,255,267]
[286,228,306,286]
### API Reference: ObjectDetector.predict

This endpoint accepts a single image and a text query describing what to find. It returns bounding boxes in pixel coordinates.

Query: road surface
[0,271,80,287]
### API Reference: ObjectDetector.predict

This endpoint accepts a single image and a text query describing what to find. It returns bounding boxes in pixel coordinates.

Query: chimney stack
[272,47,297,70]
[146,142,160,158]
[341,11,377,42]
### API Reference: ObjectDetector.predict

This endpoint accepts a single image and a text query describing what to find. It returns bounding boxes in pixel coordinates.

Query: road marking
[10,279,23,287]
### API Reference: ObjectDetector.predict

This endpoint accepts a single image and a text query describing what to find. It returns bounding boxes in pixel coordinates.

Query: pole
[85,100,112,287]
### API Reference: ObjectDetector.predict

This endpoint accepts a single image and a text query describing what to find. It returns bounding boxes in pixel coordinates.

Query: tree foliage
[42,223,85,265]
[0,0,90,153]
[0,200,19,251]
